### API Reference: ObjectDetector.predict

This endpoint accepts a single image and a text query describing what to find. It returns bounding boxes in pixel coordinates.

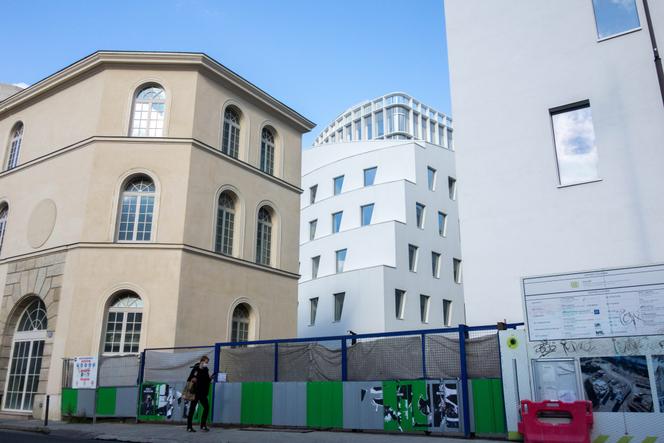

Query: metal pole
[642,0,664,107]
[44,395,50,426]
[93,387,97,425]
[420,333,427,379]
[458,324,471,438]
[274,343,279,382]
[341,338,347,381]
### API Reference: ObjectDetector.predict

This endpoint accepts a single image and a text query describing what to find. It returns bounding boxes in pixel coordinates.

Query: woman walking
[186,355,213,432]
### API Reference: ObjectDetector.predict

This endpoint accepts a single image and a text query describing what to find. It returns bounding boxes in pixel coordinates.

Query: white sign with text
[73,356,98,389]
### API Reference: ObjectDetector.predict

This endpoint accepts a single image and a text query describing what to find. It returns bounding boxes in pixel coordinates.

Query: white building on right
[445,0,664,324]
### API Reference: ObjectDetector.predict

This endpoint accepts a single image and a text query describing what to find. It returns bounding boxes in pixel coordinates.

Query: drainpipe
[642,0,664,107]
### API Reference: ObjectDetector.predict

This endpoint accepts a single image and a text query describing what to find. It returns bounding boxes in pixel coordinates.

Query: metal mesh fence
[347,335,423,381]
[219,344,274,382]
[277,341,341,381]
[425,331,462,379]
[143,346,214,383]
[465,329,501,379]
[61,354,141,387]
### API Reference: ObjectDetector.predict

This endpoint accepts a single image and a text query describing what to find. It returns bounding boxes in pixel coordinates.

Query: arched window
[231,303,250,343]
[221,108,240,158]
[6,122,23,170]
[130,85,166,137]
[215,191,236,255]
[3,299,47,411]
[103,292,143,354]
[117,176,156,242]
[0,204,8,255]
[259,128,275,175]
[255,207,272,265]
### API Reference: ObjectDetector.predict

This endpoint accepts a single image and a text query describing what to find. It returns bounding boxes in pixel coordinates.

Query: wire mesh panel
[219,344,274,382]
[347,335,423,381]
[426,331,461,379]
[143,347,214,383]
[465,330,501,378]
[277,341,341,381]
[99,354,141,387]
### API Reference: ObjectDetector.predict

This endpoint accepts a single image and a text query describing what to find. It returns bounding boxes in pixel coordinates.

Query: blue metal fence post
[210,344,220,424]
[341,338,348,381]
[421,333,427,379]
[274,343,279,382]
[458,324,471,438]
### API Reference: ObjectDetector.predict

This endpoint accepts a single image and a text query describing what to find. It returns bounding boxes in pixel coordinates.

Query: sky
[0,0,452,147]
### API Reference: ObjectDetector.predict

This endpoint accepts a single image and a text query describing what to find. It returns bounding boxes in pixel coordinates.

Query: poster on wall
[72,356,98,389]
[580,356,653,413]
[654,355,664,413]
[139,382,186,420]
[430,382,459,431]
[523,264,664,341]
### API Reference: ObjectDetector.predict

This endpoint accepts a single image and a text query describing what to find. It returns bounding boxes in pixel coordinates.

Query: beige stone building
[0,51,314,418]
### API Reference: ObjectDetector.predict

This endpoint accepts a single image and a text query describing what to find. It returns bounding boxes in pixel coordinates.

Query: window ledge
[557,178,603,189]
[597,27,641,43]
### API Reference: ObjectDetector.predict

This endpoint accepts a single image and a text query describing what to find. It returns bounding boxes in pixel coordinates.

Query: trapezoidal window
[215,191,236,255]
[255,206,273,266]
[221,108,241,158]
[117,175,156,242]
[103,292,143,354]
[130,85,166,137]
[3,299,47,412]
[259,128,275,175]
[6,122,23,170]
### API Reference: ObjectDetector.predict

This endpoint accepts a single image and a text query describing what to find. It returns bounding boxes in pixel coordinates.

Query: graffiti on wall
[431,382,460,431]
[654,355,664,413]
[383,380,430,432]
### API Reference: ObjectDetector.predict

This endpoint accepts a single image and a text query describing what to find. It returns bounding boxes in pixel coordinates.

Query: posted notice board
[523,263,664,341]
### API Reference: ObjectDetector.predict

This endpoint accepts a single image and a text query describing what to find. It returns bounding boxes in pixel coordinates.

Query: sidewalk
[0,419,503,443]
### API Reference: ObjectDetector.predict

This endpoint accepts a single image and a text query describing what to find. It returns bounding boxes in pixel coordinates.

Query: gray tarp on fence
[143,348,214,383]
[99,355,141,387]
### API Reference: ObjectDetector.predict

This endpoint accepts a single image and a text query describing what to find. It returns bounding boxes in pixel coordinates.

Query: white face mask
[200,362,208,368]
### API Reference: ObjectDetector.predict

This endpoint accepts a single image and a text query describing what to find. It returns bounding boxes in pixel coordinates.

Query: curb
[0,423,51,434]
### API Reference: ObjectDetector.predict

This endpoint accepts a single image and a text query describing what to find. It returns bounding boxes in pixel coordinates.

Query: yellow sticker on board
[507,335,519,349]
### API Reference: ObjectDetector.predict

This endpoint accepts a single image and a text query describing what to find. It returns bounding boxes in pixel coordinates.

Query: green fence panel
[382,380,429,433]
[306,381,343,428]
[240,382,273,426]
[472,379,506,435]
[61,388,78,416]
[95,387,117,416]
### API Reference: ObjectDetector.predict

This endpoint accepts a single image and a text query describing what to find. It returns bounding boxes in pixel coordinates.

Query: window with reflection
[309,297,319,325]
[395,289,406,319]
[6,122,23,170]
[222,108,241,158]
[103,293,143,354]
[333,175,344,195]
[335,249,347,273]
[231,303,250,343]
[592,0,640,40]
[131,86,165,137]
[332,211,343,234]
[376,111,384,137]
[361,204,374,226]
[0,204,8,255]
[311,256,320,279]
[408,244,419,272]
[416,203,426,229]
[256,207,273,265]
[117,176,156,242]
[550,102,599,186]
[260,128,275,175]
[334,292,345,321]
[364,167,377,186]
[215,191,236,255]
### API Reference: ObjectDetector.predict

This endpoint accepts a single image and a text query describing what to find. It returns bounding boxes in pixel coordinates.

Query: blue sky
[0,0,451,147]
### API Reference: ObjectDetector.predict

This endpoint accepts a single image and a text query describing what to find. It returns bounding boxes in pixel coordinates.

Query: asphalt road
[0,430,99,442]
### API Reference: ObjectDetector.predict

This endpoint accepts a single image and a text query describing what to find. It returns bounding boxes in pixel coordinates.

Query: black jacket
[187,363,211,396]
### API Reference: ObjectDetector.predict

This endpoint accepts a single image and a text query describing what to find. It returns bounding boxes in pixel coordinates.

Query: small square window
[408,244,419,272]
[592,0,640,40]
[335,249,347,273]
[364,167,377,186]
[395,289,406,319]
[334,292,345,322]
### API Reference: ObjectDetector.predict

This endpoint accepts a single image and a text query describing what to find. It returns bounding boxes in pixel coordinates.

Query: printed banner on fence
[73,356,98,389]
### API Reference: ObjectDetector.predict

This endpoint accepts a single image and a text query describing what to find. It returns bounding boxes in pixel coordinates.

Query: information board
[73,356,98,389]
[523,264,664,341]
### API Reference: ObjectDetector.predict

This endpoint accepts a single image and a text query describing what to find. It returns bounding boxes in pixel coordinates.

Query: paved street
[0,420,501,443]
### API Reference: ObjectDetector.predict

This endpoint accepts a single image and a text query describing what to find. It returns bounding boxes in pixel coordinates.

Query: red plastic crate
[518,400,593,443]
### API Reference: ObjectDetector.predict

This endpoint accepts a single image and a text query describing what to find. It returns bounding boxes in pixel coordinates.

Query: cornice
[0,51,315,132]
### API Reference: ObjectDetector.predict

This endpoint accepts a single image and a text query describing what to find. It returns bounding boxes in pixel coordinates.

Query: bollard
[44,395,50,426]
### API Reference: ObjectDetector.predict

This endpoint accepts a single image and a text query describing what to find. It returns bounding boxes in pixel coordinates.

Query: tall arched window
[221,108,240,158]
[0,203,8,255]
[130,85,166,137]
[117,176,156,242]
[255,207,272,265]
[215,191,236,255]
[3,299,47,411]
[231,303,250,343]
[259,128,275,175]
[103,292,143,354]
[6,122,23,170]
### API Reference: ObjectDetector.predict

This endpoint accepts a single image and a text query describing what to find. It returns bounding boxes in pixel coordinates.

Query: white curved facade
[299,95,464,337]
[313,92,453,148]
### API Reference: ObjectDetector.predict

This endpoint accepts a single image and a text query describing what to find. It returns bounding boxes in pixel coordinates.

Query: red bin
[518,400,593,443]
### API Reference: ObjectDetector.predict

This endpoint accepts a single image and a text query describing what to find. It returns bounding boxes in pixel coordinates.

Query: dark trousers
[187,395,209,429]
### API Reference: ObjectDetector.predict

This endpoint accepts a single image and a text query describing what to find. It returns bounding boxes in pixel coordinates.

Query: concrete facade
[299,94,464,336]
[0,51,313,418]
[445,0,664,324]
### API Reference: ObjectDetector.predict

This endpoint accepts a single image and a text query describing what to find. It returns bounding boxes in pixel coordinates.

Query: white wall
[445,0,664,324]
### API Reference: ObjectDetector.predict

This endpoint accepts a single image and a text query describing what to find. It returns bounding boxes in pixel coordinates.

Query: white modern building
[298,92,464,337]
[445,0,664,324]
